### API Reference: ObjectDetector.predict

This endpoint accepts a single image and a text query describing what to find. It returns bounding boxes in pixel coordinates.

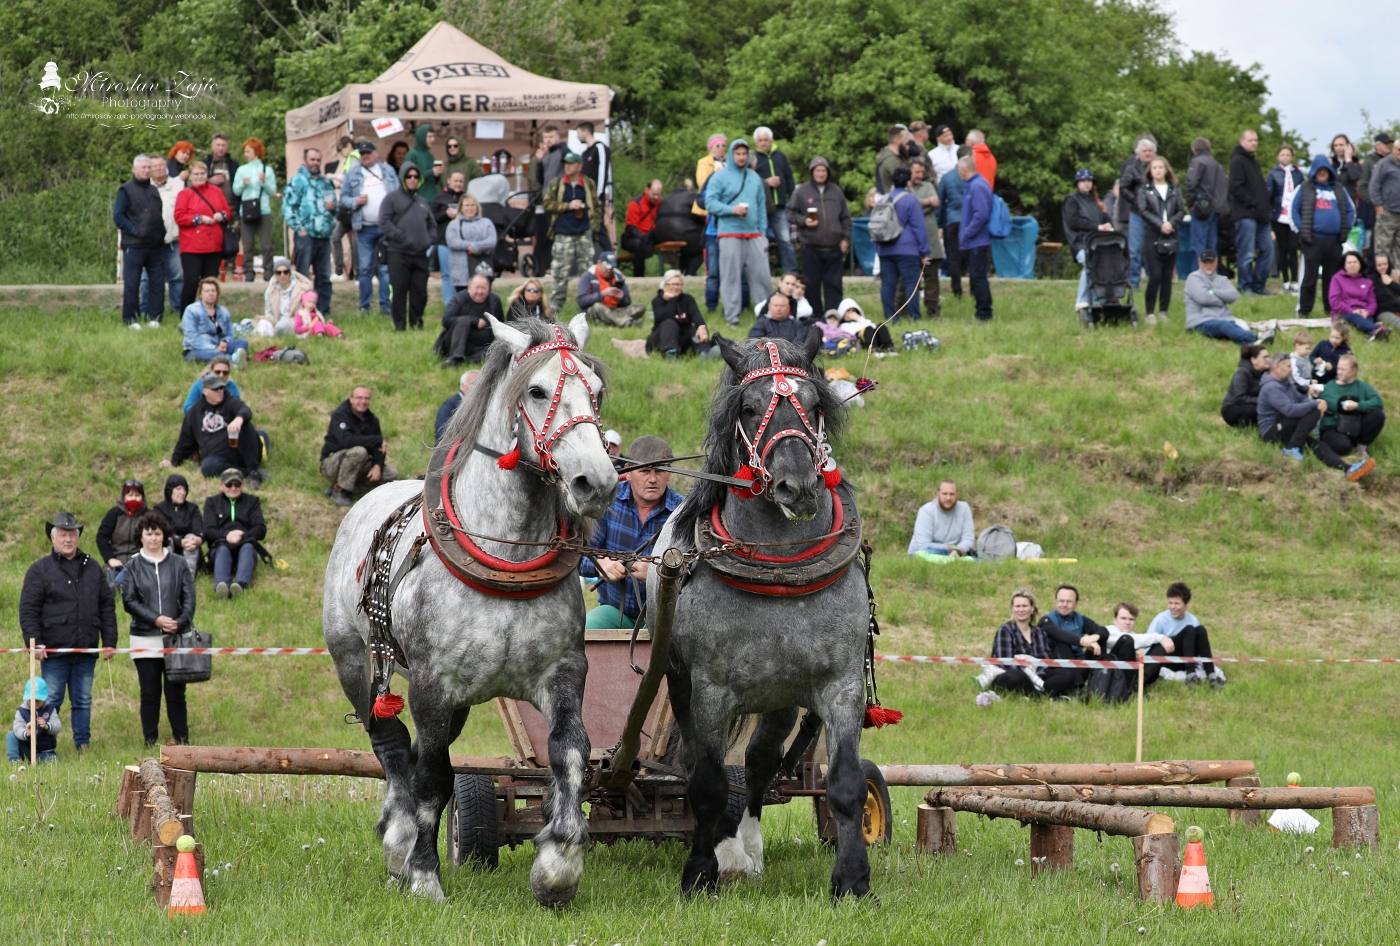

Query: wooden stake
[1135,651,1144,764]
[1030,823,1073,874]
[28,639,37,767]
[1133,832,1180,902]
[1226,776,1263,825]
[1332,805,1379,849]
[915,804,957,854]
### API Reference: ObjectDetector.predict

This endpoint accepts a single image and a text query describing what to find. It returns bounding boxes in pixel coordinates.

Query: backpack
[989,194,1012,239]
[868,191,907,244]
[976,524,1016,562]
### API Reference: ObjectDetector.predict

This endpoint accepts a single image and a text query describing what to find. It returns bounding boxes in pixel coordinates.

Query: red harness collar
[502,326,601,480]
[733,341,836,497]
[703,485,854,596]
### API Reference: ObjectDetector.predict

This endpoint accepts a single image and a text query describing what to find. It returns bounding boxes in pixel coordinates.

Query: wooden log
[927,789,1174,837]
[1133,833,1180,902]
[164,768,197,817]
[915,805,957,854]
[152,842,204,908]
[128,789,148,840]
[116,765,141,820]
[157,745,519,779]
[1332,805,1379,849]
[883,760,1256,788]
[139,758,186,847]
[1030,823,1073,874]
[1226,777,1263,824]
[932,783,1376,810]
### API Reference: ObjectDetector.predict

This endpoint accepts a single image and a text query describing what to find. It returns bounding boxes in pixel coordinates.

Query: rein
[494,325,601,480]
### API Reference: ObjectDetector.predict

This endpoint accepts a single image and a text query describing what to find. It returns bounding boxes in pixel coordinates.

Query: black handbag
[163,628,213,684]
[241,198,263,225]
[1156,235,1179,257]
[1336,411,1363,438]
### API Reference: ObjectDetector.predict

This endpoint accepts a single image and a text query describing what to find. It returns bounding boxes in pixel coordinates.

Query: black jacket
[172,394,253,467]
[120,551,196,637]
[786,181,853,249]
[430,189,464,247]
[436,290,505,359]
[1373,274,1400,315]
[1062,190,1108,255]
[115,177,167,249]
[651,291,706,331]
[380,188,438,255]
[1117,154,1149,224]
[1038,613,1109,658]
[506,297,546,322]
[202,492,266,552]
[321,400,386,466]
[752,148,796,219]
[1222,359,1265,413]
[1185,149,1230,216]
[19,551,117,649]
[748,316,815,345]
[153,473,203,541]
[1137,182,1185,244]
[96,502,148,565]
[1330,158,1363,205]
[1229,145,1271,222]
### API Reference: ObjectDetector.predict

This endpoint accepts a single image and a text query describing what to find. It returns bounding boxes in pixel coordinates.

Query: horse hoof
[681,856,719,897]
[832,879,875,901]
[530,875,579,908]
[715,836,756,881]
[407,870,446,902]
[530,843,584,908]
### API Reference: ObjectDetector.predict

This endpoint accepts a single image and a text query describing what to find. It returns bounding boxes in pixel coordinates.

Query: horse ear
[802,326,824,364]
[567,312,590,350]
[487,314,530,356]
[715,335,746,374]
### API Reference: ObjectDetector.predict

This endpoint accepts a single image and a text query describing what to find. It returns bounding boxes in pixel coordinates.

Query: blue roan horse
[650,334,875,897]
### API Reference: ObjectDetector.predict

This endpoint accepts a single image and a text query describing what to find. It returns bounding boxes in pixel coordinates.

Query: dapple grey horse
[649,334,874,898]
[323,315,617,905]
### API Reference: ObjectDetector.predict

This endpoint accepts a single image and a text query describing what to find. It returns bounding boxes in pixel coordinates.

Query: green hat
[563,152,583,164]
[220,468,245,485]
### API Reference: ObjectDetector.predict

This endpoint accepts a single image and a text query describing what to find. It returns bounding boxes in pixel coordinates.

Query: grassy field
[2,278,1399,944]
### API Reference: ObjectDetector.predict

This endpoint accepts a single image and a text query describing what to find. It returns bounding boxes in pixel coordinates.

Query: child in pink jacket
[293,292,344,338]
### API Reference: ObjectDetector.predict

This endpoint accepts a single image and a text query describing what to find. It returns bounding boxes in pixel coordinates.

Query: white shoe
[1158,668,1187,682]
[147,320,161,329]
[1156,311,1169,324]
[976,664,1003,690]
[1144,313,1157,326]
[129,322,142,330]
[330,273,347,283]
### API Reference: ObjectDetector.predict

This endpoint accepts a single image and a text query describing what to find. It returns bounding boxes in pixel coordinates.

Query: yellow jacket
[692,154,720,217]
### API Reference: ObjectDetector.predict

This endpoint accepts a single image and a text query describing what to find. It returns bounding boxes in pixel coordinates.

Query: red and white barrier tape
[874,655,1400,668]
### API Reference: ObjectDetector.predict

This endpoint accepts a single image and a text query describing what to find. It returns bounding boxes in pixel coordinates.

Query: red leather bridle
[734,341,834,496]
[511,326,601,480]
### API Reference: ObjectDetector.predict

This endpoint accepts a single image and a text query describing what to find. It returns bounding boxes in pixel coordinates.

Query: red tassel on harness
[496,443,521,470]
[863,705,903,729]
[822,466,843,489]
[730,465,762,497]
[371,694,405,718]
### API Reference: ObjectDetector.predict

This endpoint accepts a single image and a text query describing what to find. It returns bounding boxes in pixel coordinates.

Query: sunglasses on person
[524,286,542,294]
[211,367,230,377]
[275,268,291,275]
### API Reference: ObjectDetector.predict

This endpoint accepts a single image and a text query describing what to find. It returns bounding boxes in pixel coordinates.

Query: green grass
[3,280,1400,944]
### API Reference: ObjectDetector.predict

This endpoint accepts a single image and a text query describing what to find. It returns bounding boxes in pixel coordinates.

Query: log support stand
[1133,832,1180,902]
[915,805,957,854]
[1030,823,1073,874]
[1226,777,1262,825]
[1332,805,1379,849]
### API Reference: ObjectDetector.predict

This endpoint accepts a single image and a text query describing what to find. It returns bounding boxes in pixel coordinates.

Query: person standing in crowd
[1185,137,1228,267]
[752,127,797,275]
[432,170,468,303]
[173,163,232,310]
[1268,145,1305,294]
[1184,251,1268,344]
[1144,583,1225,687]
[1116,137,1155,290]
[263,257,312,331]
[544,152,601,315]
[1368,137,1400,270]
[167,141,194,182]
[1221,343,1271,429]
[327,136,360,282]
[1063,169,1114,313]
[180,278,249,363]
[232,138,276,282]
[958,155,995,322]
[1329,134,1364,236]
[907,480,974,557]
[579,437,684,629]
[787,157,851,317]
[707,138,771,327]
[1258,353,1370,479]
[153,473,204,577]
[531,125,567,274]
[380,164,437,331]
[386,141,409,178]
[577,251,645,327]
[577,122,614,250]
[966,129,997,188]
[204,134,240,273]
[938,149,969,300]
[505,278,549,322]
[875,167,931,322]
[929,125,959,182]
[442,135,482,189]
[282,148,337,314]
[434,369,479,443]
[445,194,498,294]
[19,513,116,754]
[1292,154,1355,317]
[908,160,945,318]
[203,469,266,599]
[1230,129,1275,296]
[694,133,729,315]
[142,157,183,322]
[875,125,908,196]
[341,141,398,316]
[437,275,506,367]
[904,121,929,161]
[121,512,196,747]
[622,179,664,278]
[1319,353,1385,461]
[163,373,264,485]
[402,125,440,204]
[646,270,712,358]
[1329,250,1390,340]
[1137,156,1184,325]
[321,386,397,507]
[96,479,148,587]
[113,155,167,328]
[1358,134,1392,241]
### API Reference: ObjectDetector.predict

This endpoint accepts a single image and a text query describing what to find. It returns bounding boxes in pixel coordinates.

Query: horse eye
[528,386,547,400]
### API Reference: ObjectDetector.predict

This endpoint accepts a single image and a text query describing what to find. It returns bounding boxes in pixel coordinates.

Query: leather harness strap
[734,341,834,496]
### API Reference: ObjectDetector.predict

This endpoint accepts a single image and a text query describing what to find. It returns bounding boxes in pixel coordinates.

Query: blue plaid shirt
[579,481,684,618]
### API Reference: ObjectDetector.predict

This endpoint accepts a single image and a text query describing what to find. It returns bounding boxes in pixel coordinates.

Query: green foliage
[0,180,115,284]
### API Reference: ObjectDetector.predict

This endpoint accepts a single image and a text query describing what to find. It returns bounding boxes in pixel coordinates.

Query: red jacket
[625,192,660,234]
[973,143,997,190]
[174,184,231,254]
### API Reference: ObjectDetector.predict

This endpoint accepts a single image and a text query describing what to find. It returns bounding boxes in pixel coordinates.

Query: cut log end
[1144,812,1175,836]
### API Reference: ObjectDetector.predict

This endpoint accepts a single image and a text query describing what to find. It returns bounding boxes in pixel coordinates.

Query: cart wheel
[724,764,748,828]
[860,758,892,846]
[448,773,499,869]
[520,255,536,278]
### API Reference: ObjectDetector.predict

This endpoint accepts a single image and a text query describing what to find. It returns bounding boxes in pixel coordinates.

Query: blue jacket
[874,189,930,258]
[180,302,235,354]
[937,170,965,227]
[183,375,242,413]
[576,265,632,308]
[1291,154,1354,241]
[1257,372,1319,437]
[704,139,768,238]
[434,392,462,444]
[959,174,994,248]
[340,160,399,231]
[282,166,337,239]
[1266,164,1305,220]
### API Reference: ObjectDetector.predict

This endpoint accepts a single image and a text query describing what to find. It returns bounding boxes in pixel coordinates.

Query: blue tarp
[853,215,1040,279]
[1176,218,1197,279]
[852,217,875,275]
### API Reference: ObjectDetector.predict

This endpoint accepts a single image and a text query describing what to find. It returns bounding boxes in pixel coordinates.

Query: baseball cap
[809,156,831,171]
[1376,132,1395,145]
[563,151,583,163]
[1199,250,1218,262]
[597,251,617,269]
[202,374,228,390]
[1074,168,1095,182]
[220,468,245,485]
[933,124,951,137]
[603,429,622,447]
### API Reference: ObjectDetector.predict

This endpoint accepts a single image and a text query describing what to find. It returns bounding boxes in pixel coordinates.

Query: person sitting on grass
[153,473,204,576]
[1371,254,1400,332]
[1309,322,1351,385]
[1258,352,1373,479]
[1039,585,1141,702]
[1184,250,1274,345]
[434,369,479,444]
[1220,343,1270,429]
[293,291,344,338]
[1144,582,1224,688]
[181,355,240,413]
[505,279,549,322]
[577,251,647,328]
[1288,331,1320,395]
[1319,354,1385,464]
[95,478,148,588]
[818,309,858,351]
[836,298,895,352]
[908,480,974,558]
[981,588,1082,698]
[162,373,265,487]
[749,292,819,345]
[437,275,505,368]
[1105,601,1174,689]
[1328,250,1390,341]
[180,278,250,364]
[7,678,59,763]
[646,270,712,359]
[754,272,816,322]
[579,437,684,629]
[202,468,266,599]
[320,386,397,507]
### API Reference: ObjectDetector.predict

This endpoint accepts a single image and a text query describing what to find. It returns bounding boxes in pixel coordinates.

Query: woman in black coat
[1136,156,1185,324]
[645,270,713,357]
[120,512,196,747]
[1062,169,1113,311]
[152,474,204,576]
[1221,344,1271,429]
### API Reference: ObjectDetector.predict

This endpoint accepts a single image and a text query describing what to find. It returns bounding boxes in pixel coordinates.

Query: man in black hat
[162,374,264,487]
[19,513,117,753]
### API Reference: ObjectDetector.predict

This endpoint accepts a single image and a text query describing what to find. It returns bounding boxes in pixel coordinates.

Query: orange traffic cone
[168,835,206,916]
[1176,825,1214,909]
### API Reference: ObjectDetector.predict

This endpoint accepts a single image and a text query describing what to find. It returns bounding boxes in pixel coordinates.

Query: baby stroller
[467,174,538,277]
[1081,230,1138,328]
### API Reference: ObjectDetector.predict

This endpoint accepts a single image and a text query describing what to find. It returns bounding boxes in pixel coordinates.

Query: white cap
[603,429,622,447]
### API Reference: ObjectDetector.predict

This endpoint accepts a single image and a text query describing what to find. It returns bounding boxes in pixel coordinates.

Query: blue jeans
[213,543,257,586]
[1339,310,1381,336]
[1075,248,1090,305]
[356,225,391,312]
[771,212,799,275]
[879,253,923,321]
[184,339,250,362]
[705,233,721,311]
[1193,319,1257,344]
[140,241,182,319]
[1190,213,1218,262]
[1127,212,1145,289]
[437,245,455,304]
[294,234,333,314]
[1235,217,1274,293]
[122,244,166,325]
[6,732,57,762]
[42,654,97,747]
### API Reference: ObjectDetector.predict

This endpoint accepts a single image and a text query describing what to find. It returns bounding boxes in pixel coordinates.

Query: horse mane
[668,336,846,549]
